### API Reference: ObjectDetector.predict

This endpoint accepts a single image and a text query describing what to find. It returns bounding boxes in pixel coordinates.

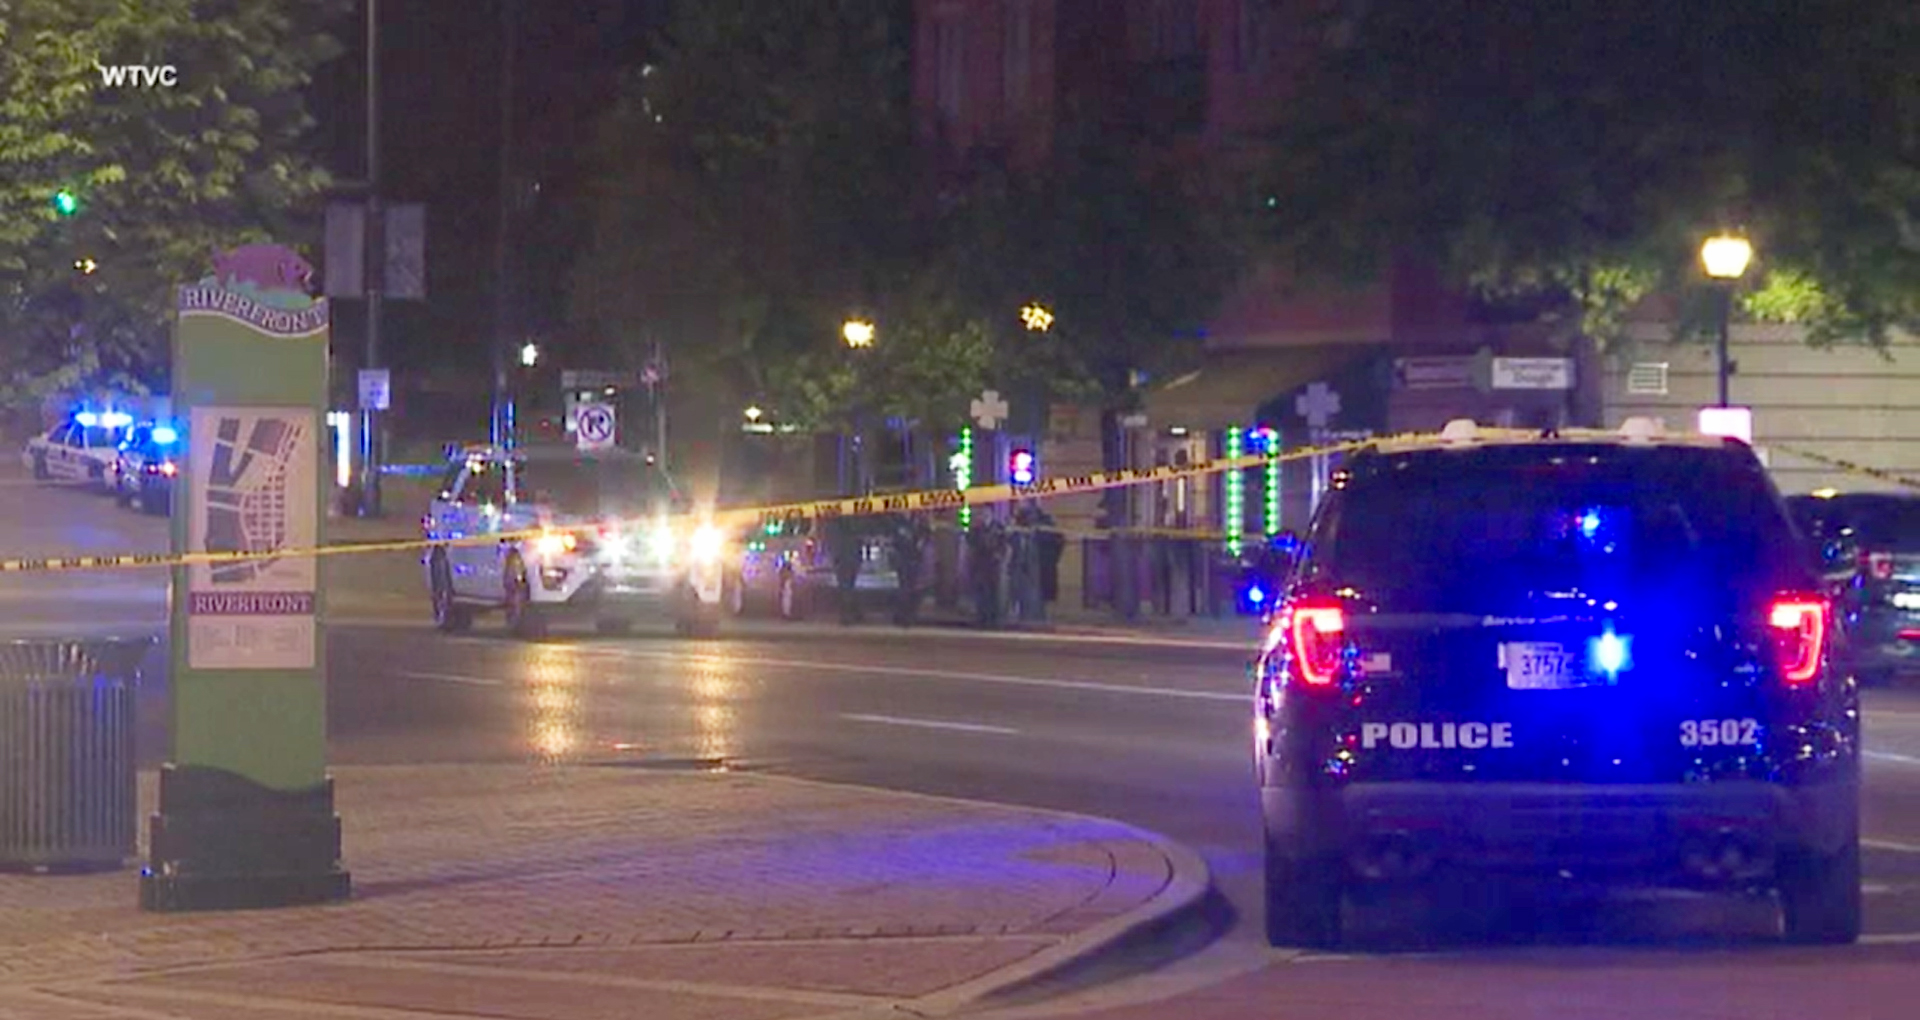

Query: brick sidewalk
[0,765,1203,1019]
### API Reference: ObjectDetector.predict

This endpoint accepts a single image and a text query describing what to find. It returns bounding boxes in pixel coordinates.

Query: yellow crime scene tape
[0,431,1412,575]
[4,427,1913,575]
[1768,444,1920,493]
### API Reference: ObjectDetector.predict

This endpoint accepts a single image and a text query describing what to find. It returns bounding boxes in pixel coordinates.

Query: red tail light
[1859,550,1894,581]
[1284,597,1346,686]
[159,461,177,476]
[1767,593,1829,686]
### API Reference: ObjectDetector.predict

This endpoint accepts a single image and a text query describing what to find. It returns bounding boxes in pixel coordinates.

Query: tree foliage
[1259,0,1920,348]
[569,0,974,432]
[0,0,348,400]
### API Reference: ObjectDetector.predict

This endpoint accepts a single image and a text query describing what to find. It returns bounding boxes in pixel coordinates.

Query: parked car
[1785,490,1920,685]
[110,420,184,515]
[22,411,133,489]
[722,514,901,620]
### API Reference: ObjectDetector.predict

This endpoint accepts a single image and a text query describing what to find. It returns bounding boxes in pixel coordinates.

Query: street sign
[1393,356,1474,391]
[383,203,426,299]
[1295,381,1341,429]
[1491,357,1574,390]
[357,368,390,411]
[575,403,617,451]
[561,369,636,389]
[971,389,1010,429]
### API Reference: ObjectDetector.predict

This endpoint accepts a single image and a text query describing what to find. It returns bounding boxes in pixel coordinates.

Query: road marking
[842,713,1020,735]
[1865,838,1920,854]
[1866,750,1920,766]
[594,647,1247,704]
[397,670,502,687]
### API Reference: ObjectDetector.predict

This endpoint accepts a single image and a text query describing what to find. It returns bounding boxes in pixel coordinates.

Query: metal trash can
[0,638,153,871]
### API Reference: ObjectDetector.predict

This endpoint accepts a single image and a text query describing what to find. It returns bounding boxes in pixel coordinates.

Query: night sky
[313,0,660,393]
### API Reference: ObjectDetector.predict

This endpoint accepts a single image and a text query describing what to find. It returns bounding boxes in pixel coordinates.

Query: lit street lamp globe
[1701,234,1754,280]
[842,319,875,348]
[519,342,539,367]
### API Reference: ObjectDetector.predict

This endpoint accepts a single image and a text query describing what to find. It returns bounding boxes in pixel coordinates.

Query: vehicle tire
[141,484,168,516]
[429,552,473,634]
[594,617,633,636]
[676,596,721,639]
[776,572,805,621]
[1264,834,1344,949]
[503,555,547,640]
[31,453,49,481]
[1779,838,1862,945]
[725,575,748,617]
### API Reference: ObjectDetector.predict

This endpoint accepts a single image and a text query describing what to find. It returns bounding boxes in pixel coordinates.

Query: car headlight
[533,530,577,557]
[690,524,724,562]
[647,525,677,561]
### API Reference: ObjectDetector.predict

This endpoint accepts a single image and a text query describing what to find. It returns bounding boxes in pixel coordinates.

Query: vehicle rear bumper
[1263,780,1857,883]
[1848,607,1920,675]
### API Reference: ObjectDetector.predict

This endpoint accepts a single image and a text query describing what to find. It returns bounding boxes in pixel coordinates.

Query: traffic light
[1009,448,1035,486]
[51,189,80,216]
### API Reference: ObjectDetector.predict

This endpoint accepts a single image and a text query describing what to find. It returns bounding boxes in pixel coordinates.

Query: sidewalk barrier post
[0,638,153,871]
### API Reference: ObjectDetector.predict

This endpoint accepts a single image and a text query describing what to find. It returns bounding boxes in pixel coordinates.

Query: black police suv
[1254,419,1860,947]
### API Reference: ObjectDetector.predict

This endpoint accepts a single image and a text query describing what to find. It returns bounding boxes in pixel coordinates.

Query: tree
[0,0,348,402]
[1256,0,1920,349]
[570,0,978,430]
[945,126,1251,407]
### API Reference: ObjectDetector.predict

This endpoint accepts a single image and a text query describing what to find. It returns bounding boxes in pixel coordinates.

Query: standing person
[967,517,1008,628]
[889,512,930,627]
[827,515,864,625]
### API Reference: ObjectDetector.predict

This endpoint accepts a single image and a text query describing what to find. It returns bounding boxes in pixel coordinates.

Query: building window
[1003,1,1032,111]
[936,16,967,123]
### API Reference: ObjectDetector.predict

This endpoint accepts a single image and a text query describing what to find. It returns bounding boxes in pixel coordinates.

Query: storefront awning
[1141,346,1376,431]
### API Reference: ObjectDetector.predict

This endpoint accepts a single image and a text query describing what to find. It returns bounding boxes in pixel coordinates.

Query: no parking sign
[575,403,616,451]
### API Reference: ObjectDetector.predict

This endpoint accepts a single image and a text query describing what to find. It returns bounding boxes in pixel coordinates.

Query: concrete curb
[739,772,1216,1018]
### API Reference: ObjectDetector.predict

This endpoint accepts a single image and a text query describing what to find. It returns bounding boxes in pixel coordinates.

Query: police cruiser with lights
[1254,417,1860,947]
[423,443,728,638]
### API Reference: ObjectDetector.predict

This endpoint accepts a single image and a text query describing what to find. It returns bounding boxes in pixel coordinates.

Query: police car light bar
[1618,416,1667,443]
[1697,406,1754,445]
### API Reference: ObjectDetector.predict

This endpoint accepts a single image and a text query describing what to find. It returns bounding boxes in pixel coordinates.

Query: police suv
[424,444,728,638]
[1254,418,1860,947]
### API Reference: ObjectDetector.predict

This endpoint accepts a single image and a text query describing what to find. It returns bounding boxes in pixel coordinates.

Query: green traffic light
[51,190,78,216]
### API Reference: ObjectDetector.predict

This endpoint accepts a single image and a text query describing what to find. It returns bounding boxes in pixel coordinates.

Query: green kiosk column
[141,245,351,911]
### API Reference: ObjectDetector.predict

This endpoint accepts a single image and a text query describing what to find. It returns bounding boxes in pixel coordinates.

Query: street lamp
[519,341,539,367]
[744,405,763,422]
[1701,233,1753,408]
[1020,302,1054,332]
[842,318,875,349]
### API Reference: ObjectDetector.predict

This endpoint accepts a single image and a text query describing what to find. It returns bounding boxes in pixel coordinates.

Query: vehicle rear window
[515,457,684,516]
[1317,446,1802,610]
[1836,498,1920,551]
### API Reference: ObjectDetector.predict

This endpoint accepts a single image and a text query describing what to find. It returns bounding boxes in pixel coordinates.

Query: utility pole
[359,0,384,515]
[491,0,516,447]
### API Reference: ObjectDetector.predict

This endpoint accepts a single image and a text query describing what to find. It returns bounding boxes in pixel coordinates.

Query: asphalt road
[6,469,1920,1018]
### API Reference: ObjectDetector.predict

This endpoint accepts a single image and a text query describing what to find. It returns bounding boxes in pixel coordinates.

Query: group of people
[822,504,1064,628]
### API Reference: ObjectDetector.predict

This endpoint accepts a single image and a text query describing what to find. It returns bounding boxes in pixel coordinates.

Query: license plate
[1501,642,1587,690]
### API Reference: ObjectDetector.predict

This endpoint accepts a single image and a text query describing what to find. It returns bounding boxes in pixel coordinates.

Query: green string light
[1224,426,1244,556]
[955,427,973,529]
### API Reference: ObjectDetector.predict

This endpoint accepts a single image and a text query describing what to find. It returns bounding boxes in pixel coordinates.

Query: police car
[22,410,134,488]
[423,443,728,638]
[109,420,184,514]
[1254,417,1860,947]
